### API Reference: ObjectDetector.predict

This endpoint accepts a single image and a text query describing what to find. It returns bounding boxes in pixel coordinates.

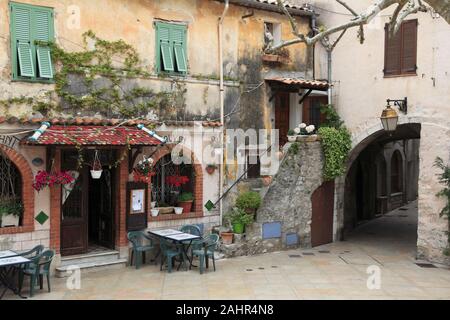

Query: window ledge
[148,211,203,222]
[383,73,417,79]
[0,225,34,235]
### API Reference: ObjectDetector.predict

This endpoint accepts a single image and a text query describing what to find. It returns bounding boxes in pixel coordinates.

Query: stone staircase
[55,250,127,278]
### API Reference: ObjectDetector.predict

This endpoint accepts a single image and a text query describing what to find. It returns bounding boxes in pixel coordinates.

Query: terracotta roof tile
[22,125,162,146]
[265,77,329,90]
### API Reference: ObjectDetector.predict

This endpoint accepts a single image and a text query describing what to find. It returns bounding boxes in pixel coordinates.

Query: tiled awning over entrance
[265,77,329,91]
[22,125,162,146]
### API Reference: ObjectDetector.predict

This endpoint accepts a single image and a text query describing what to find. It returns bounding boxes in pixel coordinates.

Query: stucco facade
[0,0,318,269]
[311,0,450,264]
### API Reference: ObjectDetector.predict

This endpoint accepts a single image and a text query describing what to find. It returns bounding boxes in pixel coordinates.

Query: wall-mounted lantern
[380,97,407,132]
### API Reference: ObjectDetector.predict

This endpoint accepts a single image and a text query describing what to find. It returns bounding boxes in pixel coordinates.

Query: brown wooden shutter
[384,24,402,76]
[401,19,417,74]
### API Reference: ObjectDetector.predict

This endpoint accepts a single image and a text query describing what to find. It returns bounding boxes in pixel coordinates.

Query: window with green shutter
[155,21,187,75]
[10,2,54,82]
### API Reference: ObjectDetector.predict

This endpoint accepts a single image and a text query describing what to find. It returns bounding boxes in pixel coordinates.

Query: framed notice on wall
[126,182,148,231]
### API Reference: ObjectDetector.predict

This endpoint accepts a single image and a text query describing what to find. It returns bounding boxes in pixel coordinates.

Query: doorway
[60,149,116,256]
[311,180,335,247]
[274,92,290,146]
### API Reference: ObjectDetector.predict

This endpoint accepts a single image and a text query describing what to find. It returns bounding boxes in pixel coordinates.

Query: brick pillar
[49,149,61,253]
[116,149,128,248]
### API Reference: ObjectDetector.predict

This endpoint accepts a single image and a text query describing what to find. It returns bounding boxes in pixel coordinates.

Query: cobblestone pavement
[4,201,450,300]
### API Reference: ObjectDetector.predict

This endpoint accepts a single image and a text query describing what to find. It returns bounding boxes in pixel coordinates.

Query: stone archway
[0,146,35,234]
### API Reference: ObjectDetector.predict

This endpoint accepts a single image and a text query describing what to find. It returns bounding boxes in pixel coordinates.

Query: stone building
[0,0,324,272]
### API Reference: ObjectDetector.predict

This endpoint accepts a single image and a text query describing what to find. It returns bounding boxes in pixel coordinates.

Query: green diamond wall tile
[35,211,49,225]
[204,200,215,211]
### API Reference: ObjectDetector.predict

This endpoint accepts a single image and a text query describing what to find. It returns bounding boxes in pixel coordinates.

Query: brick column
[49,149,61,253]
[115,149,128,248]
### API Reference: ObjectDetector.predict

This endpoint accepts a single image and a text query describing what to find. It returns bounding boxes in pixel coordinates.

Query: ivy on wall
[1,31,186,119]
[318,104,352,181]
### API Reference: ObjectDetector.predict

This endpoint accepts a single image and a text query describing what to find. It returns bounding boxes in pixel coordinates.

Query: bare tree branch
[265,0,450,53]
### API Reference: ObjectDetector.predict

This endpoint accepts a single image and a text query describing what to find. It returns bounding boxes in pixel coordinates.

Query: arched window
[391,151,403,193]
[152,154,195,208]
[0,152,23,227]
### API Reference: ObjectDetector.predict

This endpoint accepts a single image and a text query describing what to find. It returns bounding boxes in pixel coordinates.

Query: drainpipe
[327,50,332,105]
[218,0,229,226]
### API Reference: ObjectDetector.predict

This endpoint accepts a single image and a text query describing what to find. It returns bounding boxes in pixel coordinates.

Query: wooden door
[61,167,88,256]
[275,92,290,146]
[302,96,328,129]
[311,180,335,247]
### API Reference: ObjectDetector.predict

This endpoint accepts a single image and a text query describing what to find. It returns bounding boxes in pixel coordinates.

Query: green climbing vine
[318,104,352,181]
[434,157,450,256]
[1,31,187,119]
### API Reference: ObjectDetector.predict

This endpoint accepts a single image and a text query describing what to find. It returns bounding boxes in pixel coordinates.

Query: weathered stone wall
[221,137,325,257]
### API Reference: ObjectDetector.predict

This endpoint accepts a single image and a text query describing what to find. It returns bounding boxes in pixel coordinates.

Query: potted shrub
[177,192,194,213]
[236,191,262,217]
[225,207,254,234]
[205,164,218,175]
[0,197,23,228]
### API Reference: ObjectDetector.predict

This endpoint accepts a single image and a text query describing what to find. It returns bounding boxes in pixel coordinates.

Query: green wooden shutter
[174,44,187,72]
[33,7,54,78]
[11,4,35,77]
[172,27,187,72]
[157,23,174,71]
[17,42,35,77]
[160,42,174,71]
[37,46,53,78]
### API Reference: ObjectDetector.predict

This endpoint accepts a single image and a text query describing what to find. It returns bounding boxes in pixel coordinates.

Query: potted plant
[133,157,155,183]
[261,175,273,186]
[220,230,234,245]
[90,150,103,179]
[236,191,262,217]
[287,129,297,142]
[0,197,23,228]
[150,208,159,217]
[225,207,254,234]
[174,207,183,215]
[156,202,174,214]
[205,163,218,175]
[32,170,75,192]
[177,192,194,213]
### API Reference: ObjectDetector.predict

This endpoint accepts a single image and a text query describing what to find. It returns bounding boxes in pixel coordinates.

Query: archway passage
[343,123,421,256]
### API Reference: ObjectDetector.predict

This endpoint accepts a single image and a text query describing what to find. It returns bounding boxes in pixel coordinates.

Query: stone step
[60,250,121,267]
[55,258,128,278]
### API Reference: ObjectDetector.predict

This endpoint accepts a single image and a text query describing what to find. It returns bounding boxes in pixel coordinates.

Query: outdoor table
[0,252,30,299]
[148,229,202,270]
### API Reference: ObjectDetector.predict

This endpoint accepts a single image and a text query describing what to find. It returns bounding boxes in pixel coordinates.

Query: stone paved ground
[4,201,450,300]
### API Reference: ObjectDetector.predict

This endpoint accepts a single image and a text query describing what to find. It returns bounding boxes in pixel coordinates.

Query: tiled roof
[223,0,312,15]
[0,116,222,128]
[265,77,329,90]
[22,125,163,146]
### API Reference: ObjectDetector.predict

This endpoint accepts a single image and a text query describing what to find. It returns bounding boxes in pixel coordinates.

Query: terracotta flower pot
[261,175,272,186]
[206,166,216,175]
[220,232,233,245]
[178,200,193,213]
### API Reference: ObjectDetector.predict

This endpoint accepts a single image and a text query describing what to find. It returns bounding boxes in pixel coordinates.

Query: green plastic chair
[127,231,154,269]
[18,250,54,297]
[159,238,187,273]
[191,234,219,274]
[19,245,44,259]
[180,224,202,236]
[16,245,44,270]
